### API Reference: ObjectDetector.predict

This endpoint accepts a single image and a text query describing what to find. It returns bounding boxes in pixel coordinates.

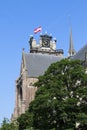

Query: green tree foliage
[28,59,87,130]
[0,118,18,130]
[17,111,34,130]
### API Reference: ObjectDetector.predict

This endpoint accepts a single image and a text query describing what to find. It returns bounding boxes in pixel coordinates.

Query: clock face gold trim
[42,38,50,47]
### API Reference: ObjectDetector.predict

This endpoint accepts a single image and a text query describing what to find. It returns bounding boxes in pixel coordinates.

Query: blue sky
[0,0,87,124]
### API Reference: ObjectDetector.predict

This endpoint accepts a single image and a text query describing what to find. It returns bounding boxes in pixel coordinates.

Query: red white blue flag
[34,26,42,34]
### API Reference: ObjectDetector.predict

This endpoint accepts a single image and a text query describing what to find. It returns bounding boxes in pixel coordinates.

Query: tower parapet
[29,33,64,56]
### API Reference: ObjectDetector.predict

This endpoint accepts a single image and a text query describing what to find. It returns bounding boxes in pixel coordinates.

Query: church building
[12,31,87,120]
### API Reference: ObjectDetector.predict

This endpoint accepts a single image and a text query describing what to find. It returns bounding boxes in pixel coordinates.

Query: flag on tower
[34,26,42,34]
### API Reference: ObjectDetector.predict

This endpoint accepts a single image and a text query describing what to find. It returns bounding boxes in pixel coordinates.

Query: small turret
[32,39,36,48]
[52,38,57,50]
[29,35,33,50]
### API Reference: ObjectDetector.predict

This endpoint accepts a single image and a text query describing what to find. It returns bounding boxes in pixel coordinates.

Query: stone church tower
[11,33,64,120]
[11,31,87,121]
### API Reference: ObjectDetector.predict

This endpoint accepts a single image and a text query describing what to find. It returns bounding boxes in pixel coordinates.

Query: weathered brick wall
[21,77,38,113]
[12,76,38,121]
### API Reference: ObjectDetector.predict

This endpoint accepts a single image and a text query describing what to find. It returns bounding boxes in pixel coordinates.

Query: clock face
[42,38,50,47]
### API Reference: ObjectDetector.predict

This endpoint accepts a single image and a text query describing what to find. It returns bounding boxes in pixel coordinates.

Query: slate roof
[23,53,64,77]
[73,44,87,61]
